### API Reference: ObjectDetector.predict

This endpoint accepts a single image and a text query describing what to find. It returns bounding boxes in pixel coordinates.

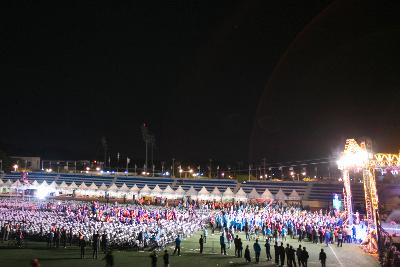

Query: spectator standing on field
[253,238,261,263]
[244,245,251,263]
[173,235,181,256]
[319,248,327,267]
[265,239,272,261]
[199,235,204,254]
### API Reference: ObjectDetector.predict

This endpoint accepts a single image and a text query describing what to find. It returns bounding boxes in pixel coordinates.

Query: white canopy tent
[88,182,99,190]
[163,185,176,199]
[210,187,222,201]
[275,188,288,202]
[99,183,108,191]
[130,184,140,196]
[260,188,274,200]
[31,180,40,188]
[234,188,247,202]
[87,182,99,197]
[76,182,88,196]
[57,181,70,194]
[222,187,235,201]
[140,184,152,197]
[288,189,301,201]
[68,182,78,194]
[0,179,5,193]
[107,183,119,198]
[174,186,186,199]
[248,188,260,199]
[11,179,22,188]
[98,183,108,197]
[40,180,49,188]
[197,186,210,201]
[1,179,12,193]
[185,186,198,200]
[118,183,130,198]
[5,179,13,187]
[151,185,163,197]
[49,181,58,189]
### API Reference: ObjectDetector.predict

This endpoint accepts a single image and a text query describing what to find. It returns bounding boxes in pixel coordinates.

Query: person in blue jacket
[253,238,261,263]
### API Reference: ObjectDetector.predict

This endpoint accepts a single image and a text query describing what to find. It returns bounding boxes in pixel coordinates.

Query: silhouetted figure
[319,248,326,267]
[244,245,251,263]
[103,251,114,267]
[199,235,204,254]
[150,251,157,267]
[79,238,86,259]
[265,239,272,261]
[253,238,261,263]
[173,235,181,256]
[274,241,280,265]
[163,250,170,267]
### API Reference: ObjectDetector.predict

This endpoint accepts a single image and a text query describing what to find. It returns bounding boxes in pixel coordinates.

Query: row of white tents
[0,179,301,202]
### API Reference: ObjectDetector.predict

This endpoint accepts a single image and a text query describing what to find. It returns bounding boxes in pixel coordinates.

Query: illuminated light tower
[337,139,370,225]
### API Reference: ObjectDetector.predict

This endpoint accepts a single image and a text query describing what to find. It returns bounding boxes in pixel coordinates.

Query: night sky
[1,1,399,166]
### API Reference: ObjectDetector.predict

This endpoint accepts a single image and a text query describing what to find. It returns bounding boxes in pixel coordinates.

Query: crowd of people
[0,197,383,266]
[0,198,207,253]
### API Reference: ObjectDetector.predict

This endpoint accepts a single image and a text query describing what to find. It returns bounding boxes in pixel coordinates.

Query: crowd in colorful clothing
[0,198,207,251]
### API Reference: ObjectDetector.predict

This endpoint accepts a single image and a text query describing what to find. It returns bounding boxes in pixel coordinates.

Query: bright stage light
[13,164,18,171]
[337,150,369,169]
[96,167,100,171]
[36,187,49,200]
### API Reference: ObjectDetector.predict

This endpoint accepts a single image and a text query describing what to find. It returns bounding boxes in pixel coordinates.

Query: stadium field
[0,230,379,267]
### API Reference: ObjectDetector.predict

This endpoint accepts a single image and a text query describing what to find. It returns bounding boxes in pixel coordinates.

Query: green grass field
[0,230,379,267]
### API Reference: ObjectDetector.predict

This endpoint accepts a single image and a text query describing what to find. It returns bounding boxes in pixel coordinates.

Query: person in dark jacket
[150,251,157,267]
[103,250,114,267]
[319,248,327,267]
[244,245,251,263]
[238,238,243,258]
[265,239,272,261]
[163,250,170,267]
[199,235,204,254]
[220,233,226,255]
[301,247,309,267]
[61,228,67,248]
[234,235,240,257]
[102,232,108,253]
[253,239,261,263]
[288,245,297,267]
[285,244,291,266]
[79,237,86,259]
[173,235,181,256]
[274,241,280,265]
[296,245,302,267]
[93,232,100,259]
[279,242,285,267]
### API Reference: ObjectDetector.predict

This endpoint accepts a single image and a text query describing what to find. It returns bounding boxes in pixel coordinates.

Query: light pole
[209,159,212,178]
[248,164,251,182]
[172,158,175,177]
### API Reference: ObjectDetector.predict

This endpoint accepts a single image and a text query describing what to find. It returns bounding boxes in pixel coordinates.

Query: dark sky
[2,1,399,166]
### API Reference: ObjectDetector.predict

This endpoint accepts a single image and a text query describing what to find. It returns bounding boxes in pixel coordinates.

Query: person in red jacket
[31,258,41,267]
